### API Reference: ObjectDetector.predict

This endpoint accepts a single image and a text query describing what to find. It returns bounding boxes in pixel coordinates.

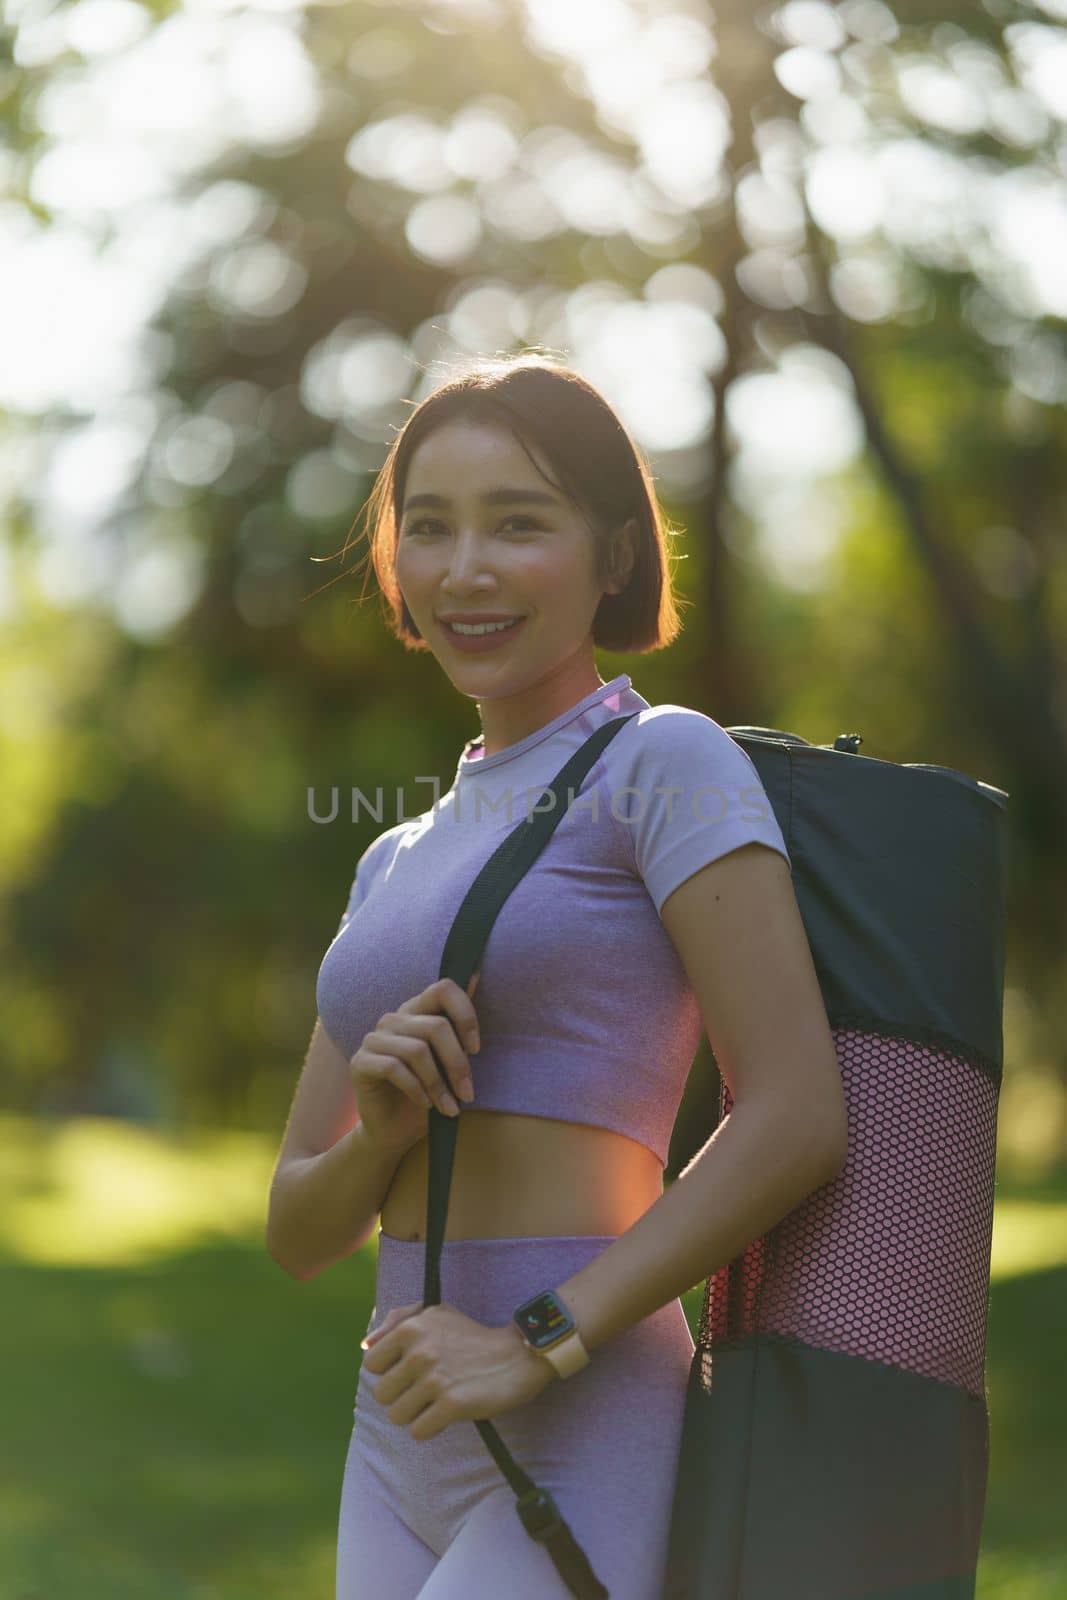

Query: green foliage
[1,0,1066,1163]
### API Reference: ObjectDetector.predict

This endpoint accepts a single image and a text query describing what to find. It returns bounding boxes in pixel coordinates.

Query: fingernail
[457,1081,474,1102]
[467,1033,480,1053]
[442,1094,459,1116]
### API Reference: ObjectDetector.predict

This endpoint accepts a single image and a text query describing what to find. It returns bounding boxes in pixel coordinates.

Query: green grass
[0,1114,1064,1598]
[0,1239,364,1598]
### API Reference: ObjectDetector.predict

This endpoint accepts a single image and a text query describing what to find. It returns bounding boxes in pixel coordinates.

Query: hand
[359,1299,557,1441]
[349,971,481,1155]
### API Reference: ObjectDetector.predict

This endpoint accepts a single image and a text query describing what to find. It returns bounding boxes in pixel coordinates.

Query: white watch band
[539,1326,590,1379]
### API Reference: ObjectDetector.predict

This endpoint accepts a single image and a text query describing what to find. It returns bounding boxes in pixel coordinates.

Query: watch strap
[539,1327,590,1379]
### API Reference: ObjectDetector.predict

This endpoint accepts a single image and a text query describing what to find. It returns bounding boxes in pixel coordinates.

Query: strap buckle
[515,1486,564,1543]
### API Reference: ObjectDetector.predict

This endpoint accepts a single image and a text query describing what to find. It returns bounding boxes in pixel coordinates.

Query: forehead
[403,417,562,501]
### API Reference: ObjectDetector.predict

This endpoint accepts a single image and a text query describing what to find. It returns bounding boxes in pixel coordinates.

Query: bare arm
[553,845,848,1351]
[266,1018,413,1281]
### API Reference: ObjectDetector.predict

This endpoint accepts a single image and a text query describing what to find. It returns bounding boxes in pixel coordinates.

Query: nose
[439,529,498,591]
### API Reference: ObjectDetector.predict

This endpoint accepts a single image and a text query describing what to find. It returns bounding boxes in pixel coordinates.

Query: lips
[438,615,528,650]
[441,618,523,632]
[438,616,524,626]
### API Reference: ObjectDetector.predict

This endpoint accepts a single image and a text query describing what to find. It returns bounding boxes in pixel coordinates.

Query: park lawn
[0,1113,1063,1599]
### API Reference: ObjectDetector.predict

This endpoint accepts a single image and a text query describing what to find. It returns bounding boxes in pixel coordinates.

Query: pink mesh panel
[697,1027,1000,1400]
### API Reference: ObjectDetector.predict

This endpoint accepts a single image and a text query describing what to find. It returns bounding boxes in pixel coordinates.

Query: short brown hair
[343,351,689,654]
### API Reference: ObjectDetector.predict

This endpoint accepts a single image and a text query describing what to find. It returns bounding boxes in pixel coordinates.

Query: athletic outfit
[316,673,791,1598]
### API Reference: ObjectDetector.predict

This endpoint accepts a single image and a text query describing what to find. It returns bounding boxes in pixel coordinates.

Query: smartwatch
[512,1288,590,1379]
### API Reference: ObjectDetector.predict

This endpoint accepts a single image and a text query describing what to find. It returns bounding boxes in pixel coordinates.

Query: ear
[604,517,638,594]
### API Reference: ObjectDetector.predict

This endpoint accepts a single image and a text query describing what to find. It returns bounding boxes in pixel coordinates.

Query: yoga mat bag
[662,726,1009,1600]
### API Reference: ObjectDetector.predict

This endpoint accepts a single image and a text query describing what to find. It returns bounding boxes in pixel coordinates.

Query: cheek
[517,549,590,593]
[394,545,426,593]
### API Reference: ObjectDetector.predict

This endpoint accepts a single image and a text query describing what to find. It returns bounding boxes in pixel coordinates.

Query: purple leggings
[336,1230,695,1599]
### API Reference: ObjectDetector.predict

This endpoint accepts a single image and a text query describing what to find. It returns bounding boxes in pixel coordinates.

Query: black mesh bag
[661,727,1009,1600]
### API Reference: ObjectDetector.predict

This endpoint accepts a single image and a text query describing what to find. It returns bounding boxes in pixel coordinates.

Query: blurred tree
[0,0,1064,1167]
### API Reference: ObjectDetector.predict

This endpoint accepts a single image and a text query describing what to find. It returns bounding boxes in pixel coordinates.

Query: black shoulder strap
[423,709,640,1297]
[419,708,641,1600]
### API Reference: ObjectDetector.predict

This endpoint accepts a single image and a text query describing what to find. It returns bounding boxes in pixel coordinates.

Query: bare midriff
[378,1109,665,1242]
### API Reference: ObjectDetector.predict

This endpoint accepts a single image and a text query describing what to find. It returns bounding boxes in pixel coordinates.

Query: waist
[366,1229,696,1366]
[378,1108,664,1244]
[370,1230,617,1328]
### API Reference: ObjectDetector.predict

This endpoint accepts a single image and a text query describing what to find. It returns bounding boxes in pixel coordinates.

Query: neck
[474,657,608,760]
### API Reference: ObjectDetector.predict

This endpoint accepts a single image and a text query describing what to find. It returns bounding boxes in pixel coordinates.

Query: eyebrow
[402,487,561,513]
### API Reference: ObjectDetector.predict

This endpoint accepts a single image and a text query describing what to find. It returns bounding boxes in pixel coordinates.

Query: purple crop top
[315,673,791,1168]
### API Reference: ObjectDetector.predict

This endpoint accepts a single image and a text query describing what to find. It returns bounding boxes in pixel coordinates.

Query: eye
[499,516,542,535]
[403,516,542,537]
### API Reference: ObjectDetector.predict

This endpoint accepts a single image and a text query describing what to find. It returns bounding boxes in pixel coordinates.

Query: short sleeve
[612,706,791,916]
[332,827,399,938]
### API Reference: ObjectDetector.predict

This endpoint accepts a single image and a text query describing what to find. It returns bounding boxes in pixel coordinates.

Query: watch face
[514,1291,575,1350]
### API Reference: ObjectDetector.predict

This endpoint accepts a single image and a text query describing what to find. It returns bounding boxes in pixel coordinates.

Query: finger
[361,1329,402,1372]
[358,1048,433,1111]
[428,980,480,1087]
[432,977,482,1060]
[361,1301,421,1350]
[362,1309,402,1349]
[389,1379,442,1433]
[383,1024,467,1113]
[408,1399,445,1441]
[425,1013,475,1104]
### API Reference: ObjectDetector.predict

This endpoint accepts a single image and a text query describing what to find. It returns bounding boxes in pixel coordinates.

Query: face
[394,417,634,721]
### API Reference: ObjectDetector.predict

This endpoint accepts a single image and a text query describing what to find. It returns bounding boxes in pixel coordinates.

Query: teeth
[449,618,520,636]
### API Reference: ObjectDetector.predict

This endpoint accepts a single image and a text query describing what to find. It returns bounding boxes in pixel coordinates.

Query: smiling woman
[355,351,689,756]
[267,352,843,1600]
[394,413,639,754]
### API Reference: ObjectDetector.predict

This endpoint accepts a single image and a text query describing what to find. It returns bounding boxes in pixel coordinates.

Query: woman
[266,355,848,1599]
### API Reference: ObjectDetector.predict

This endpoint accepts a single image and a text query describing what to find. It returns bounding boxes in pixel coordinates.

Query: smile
[438,616,528,651]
